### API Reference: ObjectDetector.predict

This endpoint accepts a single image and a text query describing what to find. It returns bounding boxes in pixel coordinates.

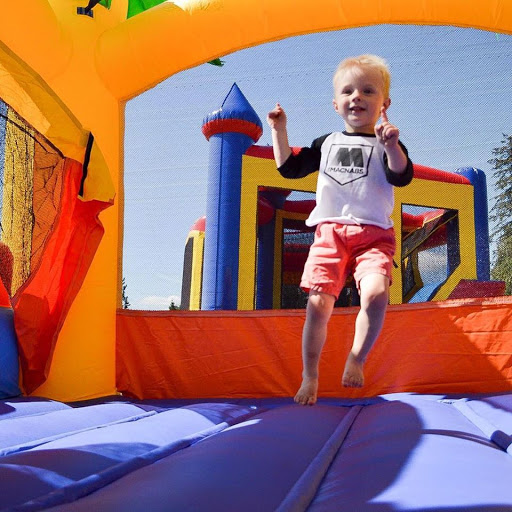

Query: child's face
[333,65,390,134]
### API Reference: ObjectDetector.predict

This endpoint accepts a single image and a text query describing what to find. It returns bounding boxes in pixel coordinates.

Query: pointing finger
[380,106,389,124]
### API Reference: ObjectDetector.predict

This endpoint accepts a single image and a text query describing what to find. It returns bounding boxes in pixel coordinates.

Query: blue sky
[123,24,512,310]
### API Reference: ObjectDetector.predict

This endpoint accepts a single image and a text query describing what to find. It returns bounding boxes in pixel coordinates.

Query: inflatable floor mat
[1,392,511,511]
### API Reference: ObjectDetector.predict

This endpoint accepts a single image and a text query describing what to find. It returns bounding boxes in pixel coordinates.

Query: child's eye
[342,88,352,95]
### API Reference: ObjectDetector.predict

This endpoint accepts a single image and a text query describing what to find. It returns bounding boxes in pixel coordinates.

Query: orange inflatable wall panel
[117,298,512,400]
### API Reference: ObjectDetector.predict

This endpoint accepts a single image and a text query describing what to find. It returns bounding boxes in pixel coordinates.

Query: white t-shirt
[278,131,413,229]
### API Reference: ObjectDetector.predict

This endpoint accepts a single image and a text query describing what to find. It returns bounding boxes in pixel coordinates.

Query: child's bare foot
[342,352,365,388]
[294,377,318,405]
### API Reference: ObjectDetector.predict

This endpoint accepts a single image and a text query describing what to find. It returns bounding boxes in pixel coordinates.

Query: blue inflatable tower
[201,84,262,310]
[455,167,491,280]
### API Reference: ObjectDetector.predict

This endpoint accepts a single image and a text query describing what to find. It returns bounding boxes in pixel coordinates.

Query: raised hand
[267,103,287,131]
[375,106,399,147]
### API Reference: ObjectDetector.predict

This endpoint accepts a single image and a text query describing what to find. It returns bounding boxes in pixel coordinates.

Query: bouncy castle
[0,1,512,510]
[181,82,503,311]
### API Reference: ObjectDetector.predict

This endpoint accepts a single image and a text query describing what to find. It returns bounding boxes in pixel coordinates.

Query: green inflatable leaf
[208,58,226,67]
[127,0,167,19]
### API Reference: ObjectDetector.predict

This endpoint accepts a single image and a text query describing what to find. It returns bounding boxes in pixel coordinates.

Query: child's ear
[333,99,339,113]
[383,98,391,109]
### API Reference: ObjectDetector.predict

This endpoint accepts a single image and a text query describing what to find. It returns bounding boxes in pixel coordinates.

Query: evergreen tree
[488,134,512,294]
[122,277,130,309]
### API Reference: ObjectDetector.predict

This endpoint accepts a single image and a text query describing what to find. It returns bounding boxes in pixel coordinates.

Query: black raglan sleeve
[383,140,414,187]
[277,134,330,179]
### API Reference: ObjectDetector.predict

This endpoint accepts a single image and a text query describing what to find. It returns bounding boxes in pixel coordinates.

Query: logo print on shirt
[324,143,373,186]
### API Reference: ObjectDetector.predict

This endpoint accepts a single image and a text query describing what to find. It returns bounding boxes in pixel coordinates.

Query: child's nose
[350,89,362,100]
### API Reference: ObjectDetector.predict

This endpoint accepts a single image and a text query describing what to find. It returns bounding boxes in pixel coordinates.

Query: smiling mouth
[349,106,365,113]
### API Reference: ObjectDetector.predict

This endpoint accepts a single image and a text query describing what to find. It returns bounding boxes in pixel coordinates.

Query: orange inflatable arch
[0,0,510,400]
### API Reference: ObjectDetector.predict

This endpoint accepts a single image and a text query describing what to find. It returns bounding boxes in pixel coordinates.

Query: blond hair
[333,54,391,98]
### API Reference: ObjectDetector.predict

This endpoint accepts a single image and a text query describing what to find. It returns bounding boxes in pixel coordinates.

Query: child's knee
[307,291,335,319]
[368,289,389,309]
[359,274,389,307]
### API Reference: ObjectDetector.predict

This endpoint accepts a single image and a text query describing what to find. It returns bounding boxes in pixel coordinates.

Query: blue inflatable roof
[1,392,512,510]
[202,82,263,132]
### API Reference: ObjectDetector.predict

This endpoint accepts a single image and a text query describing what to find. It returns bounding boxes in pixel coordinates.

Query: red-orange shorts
[300,222,395,298]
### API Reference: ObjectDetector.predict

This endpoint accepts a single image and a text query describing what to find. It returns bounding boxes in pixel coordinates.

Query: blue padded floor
[0,392,511,511]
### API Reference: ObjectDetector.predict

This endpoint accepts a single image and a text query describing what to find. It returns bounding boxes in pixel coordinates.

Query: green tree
[488,133,512,294]
[122,277,130,309]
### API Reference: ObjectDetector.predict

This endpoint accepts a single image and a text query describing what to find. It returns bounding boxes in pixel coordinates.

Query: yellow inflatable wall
[0,0,510,400]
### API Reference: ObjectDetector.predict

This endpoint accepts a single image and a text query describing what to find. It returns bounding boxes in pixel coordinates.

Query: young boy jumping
[267,54,414,405]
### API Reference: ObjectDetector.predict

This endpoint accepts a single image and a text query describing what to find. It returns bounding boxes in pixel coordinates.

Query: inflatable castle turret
[201,83,263,310]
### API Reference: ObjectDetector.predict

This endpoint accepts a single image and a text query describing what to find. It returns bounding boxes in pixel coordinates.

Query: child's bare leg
[343,274,389,388]
[295,291,335,405]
